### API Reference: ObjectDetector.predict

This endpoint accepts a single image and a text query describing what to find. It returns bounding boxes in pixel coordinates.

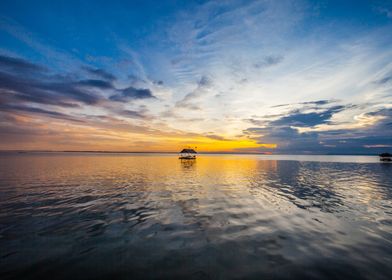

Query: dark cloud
[0,54,162,132]
[0,55,46,73]
[271,105,345,127]
[373,75,392,85]
[120,110,146,118]
[245,103,344,127]
[205,134,228,141]
[37,80,105,105]
[0,104,83,122]
[254,55,283,69]
[154,80,164,85]
[0,71,80,107]
[109,87,156,102]
[0,56,108,106]
[198,76,213,87]
[0,54,158,110]
[244,101,392,154]
[245,118,264,126]
[13,92,79,108]
[246,125,322,153]
[118,109,154,120]
[271,100,334,108]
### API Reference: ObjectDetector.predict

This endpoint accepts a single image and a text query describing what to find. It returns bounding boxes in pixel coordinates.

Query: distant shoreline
[0,150,383,156]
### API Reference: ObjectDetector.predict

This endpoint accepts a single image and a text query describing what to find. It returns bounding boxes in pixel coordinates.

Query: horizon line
[0,150,385,156]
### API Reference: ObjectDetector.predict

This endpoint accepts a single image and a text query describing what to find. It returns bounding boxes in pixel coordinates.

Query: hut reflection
[180,158,196,170]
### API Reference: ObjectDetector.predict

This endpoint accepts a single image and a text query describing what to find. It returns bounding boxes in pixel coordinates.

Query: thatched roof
[180,148,197,153]
[379,153,392,157]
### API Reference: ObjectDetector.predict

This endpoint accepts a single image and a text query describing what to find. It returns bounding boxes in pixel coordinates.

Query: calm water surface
[0,153,391,279]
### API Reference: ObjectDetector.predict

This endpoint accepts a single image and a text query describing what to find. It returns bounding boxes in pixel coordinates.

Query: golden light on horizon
[0,115,277,153]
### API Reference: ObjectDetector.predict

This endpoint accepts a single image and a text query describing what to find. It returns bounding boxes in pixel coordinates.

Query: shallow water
[0,153,391,279]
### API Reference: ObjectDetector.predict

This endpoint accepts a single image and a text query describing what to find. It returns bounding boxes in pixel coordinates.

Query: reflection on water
[0,153,391,279]
[180,158,196,169]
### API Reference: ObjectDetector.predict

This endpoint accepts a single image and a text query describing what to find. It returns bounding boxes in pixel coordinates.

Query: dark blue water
[0,153,391,279]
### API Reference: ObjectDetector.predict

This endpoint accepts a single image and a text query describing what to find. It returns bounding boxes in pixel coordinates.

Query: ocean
[0,153,391,279]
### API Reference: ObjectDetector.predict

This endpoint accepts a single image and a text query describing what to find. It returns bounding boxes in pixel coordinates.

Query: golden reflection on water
[0,153,390,206]
[0,153,392,280]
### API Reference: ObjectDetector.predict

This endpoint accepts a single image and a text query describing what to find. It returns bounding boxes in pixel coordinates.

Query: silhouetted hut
[379,153,392,162]
[179,148,197,159]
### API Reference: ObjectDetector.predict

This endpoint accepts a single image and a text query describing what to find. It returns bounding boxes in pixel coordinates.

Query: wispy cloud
[0,0,392,152]
[109,87,156,102]
[244,101,392,154]
[82,67,116,82]
[175,75,213,110]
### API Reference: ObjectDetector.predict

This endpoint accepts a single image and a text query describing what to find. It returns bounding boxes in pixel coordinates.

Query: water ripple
[0,154,391,279]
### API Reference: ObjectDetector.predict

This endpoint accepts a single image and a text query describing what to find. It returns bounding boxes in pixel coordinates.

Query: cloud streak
[109,87,156,102]
[244,101,392,154]
[0,1,392,153]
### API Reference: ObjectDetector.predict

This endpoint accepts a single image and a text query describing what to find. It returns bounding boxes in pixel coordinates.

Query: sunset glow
[0,0,391,153]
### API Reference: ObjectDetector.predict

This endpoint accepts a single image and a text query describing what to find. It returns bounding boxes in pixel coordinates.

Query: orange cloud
[0,113,277,153]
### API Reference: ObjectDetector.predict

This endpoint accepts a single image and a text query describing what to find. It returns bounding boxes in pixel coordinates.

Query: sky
[0,0,391,154]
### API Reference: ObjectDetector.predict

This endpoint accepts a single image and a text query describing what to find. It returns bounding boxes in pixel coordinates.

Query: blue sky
[0,0,391,153]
